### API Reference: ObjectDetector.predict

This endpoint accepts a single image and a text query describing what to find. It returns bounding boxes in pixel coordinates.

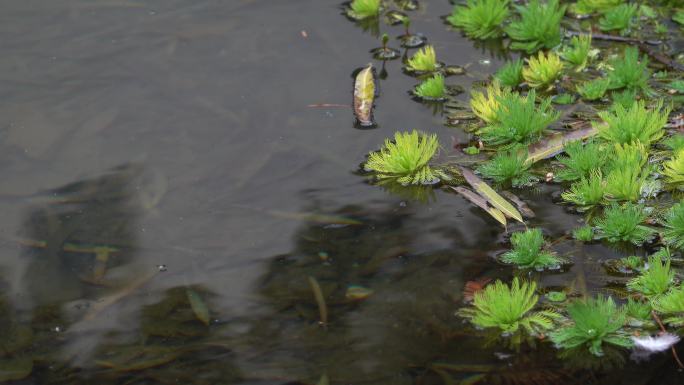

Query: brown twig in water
[651,310,684,369]
[638,43,684,72]
[566,30,661,45]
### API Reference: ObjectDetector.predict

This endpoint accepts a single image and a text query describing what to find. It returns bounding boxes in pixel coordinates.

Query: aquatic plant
[662,148,684,187]
[550,296,632,356]
[459,278,560,334]
[596,100,670,145]
[470,81,511,123]
[556,140,607,182]
[494,59,524,88]
[573,225,594,241]
[500,228,563,269]
[406,45,438,72]
[477,148,535,187]
[594,203,654,244]
[663,134,684,152]
[523,51,564,89]
[561,34,593,70]
[561,171,605,209]
[603,143,648,202]
[414,74,446,100]
[627,253,674,297]
[505,0,566,53]
[347,0,382,19]
[480,90,560,146]
[575,0,623,14]
[447,0,510,40]
[626,298,652,321]
[577,78,610,101]
[364,130,448,185]
[662,202,684,249]
[608,47,651,93]
[653,286,684,326]
[598,3,637,33]
[611,88,637,109]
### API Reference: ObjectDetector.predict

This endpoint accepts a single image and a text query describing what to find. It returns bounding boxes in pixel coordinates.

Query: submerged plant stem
[308,276,328,327]
[652,310,684,369]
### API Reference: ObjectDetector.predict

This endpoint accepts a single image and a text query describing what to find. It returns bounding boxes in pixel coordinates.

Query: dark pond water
[0,0,683,384]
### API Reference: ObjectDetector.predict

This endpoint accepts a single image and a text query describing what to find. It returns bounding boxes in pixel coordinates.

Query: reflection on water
[0,0,683,384]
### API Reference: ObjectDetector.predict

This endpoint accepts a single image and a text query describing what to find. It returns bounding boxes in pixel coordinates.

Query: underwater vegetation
[627,252,674,297]
[469,81,511,123]
[479,89,559,146]
[575,0,623,14]
[608,47,651,93]
[598,3,637,34]
[523,51,564,89]
[561,34,593,71]
[653,286,684,326]
[550,296,633,356]
[561,171,605,209]
[662,202,684,249]
[505,0,566,53]
[477,148,535,187]
[347,0,382,20]
[555,140,607,182]
[406,45,437,72]
[364,130,448,185]
[577,78,611,101]
[663,148,684,187]
[413,73,446,100]
[500,228,563,270]
[447,0,509,40]
[459,278,560,334]
[494,58,523,88]
[596,100,670,145]
[594,203,655,245]
[345,0,684,371]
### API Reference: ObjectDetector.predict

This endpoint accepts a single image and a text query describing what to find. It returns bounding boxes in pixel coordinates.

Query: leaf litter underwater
[3,0,684,384]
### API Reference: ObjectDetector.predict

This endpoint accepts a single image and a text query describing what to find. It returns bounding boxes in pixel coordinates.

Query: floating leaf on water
[345,285,374,301]
[451,186,507,227]
[459,167,524,223]
[525,126,598,165]
[353,64,376,127]
[186,289,210,326]
[395,0,419,11]
[499,191,535,219]
[95,346,181,372]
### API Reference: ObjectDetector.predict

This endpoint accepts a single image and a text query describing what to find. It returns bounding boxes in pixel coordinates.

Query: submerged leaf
[186,289,210,326]
[452,186,507,226]
[460,167,524,223]
[353,64,375,126]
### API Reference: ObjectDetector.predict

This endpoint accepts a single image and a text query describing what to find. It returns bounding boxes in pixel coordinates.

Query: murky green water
[0,0,683,384]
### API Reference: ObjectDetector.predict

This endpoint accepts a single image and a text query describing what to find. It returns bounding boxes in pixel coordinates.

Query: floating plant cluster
[342,0,684,362]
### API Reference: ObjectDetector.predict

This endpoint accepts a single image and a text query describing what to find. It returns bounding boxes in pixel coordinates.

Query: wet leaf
[459,167,524,223]
[525,126,597,164]
[463,278,492,302]
[353,64,375,127]
[308,276,328,325]
[317,373,330,385]
[451,186,506,227]
[186,289,210,326]
[499,191,535,219]
[345,285,374,301]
